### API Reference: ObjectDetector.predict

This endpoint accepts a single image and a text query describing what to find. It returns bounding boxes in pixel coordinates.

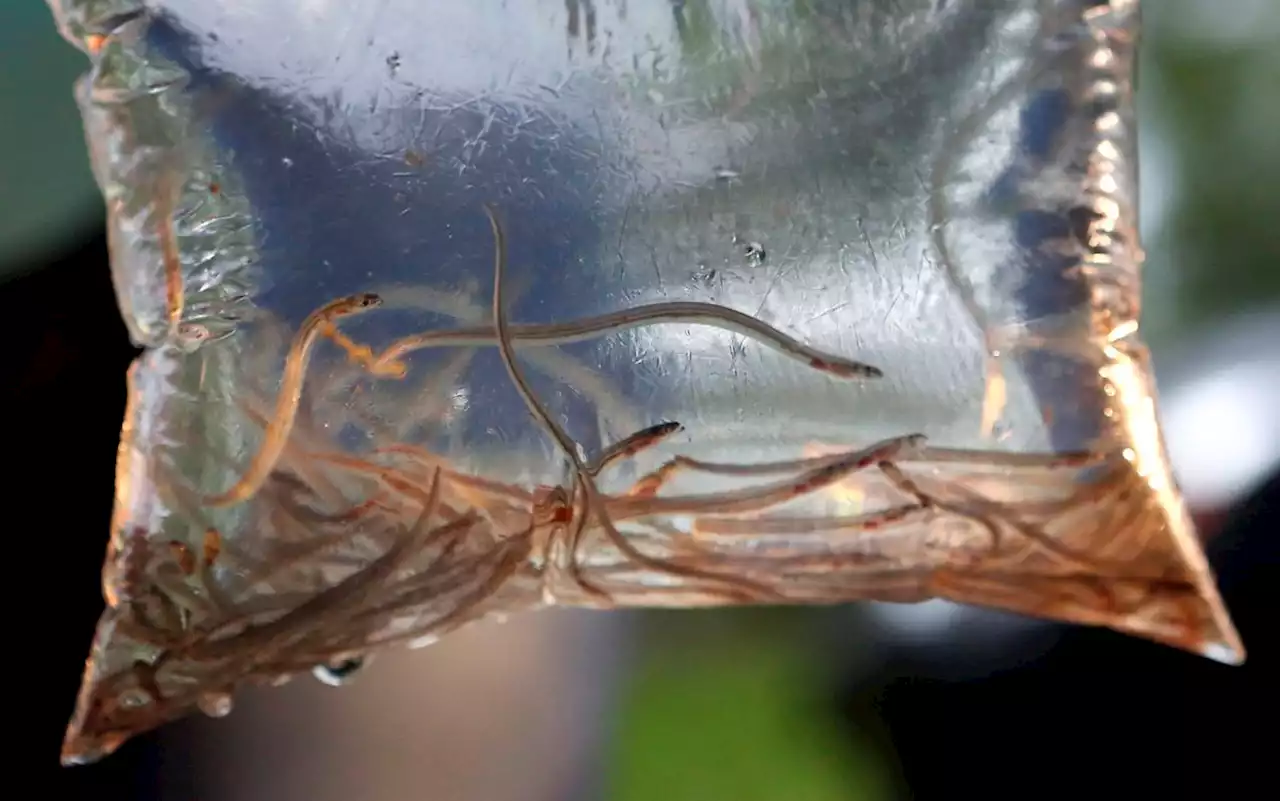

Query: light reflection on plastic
[801,442,866,514]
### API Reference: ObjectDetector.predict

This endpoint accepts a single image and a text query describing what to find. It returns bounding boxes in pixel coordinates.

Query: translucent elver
[46,0,1242,766]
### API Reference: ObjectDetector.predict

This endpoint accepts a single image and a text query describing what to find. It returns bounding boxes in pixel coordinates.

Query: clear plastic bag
[48,0,1242,765]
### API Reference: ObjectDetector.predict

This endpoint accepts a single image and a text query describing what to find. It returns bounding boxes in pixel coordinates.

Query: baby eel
[371,304,882,380]
[203,293,384,508]
[590,421,683,476]
[190,470,451,663]
[484,204,778,602]
[156,177,184,335]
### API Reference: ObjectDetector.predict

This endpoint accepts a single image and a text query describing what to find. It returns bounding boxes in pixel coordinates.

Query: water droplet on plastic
[197,692,233,718]
[119,688,151,709]
[408,634,440,650]
[312,656,367,686]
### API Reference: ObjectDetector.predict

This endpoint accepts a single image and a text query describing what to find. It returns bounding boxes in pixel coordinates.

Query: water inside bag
[45,0,1241,766]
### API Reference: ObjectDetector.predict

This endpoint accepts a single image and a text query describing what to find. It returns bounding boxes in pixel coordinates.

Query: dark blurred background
[5,2,1276,800]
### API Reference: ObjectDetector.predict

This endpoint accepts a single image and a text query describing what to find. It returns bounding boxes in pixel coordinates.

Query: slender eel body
[203,293,384,508]
[483,204,780,602]
[373,303,882,380]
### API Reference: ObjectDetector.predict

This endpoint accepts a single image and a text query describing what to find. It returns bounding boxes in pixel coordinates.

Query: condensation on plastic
[48,0,1242,766]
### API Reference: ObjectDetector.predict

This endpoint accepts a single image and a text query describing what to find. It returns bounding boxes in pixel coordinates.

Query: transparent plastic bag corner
[49,0,1242,767]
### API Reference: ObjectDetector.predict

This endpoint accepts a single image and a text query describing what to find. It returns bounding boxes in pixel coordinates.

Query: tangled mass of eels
[61,205,1241,766]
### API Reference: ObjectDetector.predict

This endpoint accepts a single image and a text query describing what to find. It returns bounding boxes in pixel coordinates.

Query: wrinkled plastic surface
[48,0,1241,766]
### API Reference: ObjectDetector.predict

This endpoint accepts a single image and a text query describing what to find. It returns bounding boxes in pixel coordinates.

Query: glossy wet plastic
[46,0,1241,766]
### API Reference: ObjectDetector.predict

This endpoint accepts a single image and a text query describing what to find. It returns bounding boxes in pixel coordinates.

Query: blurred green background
[608,608,894,801]
[0,3,100,278]
[1135,1,1280,344]
[5,3,1277,800]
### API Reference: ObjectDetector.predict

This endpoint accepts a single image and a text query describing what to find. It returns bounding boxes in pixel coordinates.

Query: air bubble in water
[312,656,367,686]
[197,692,234,718]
